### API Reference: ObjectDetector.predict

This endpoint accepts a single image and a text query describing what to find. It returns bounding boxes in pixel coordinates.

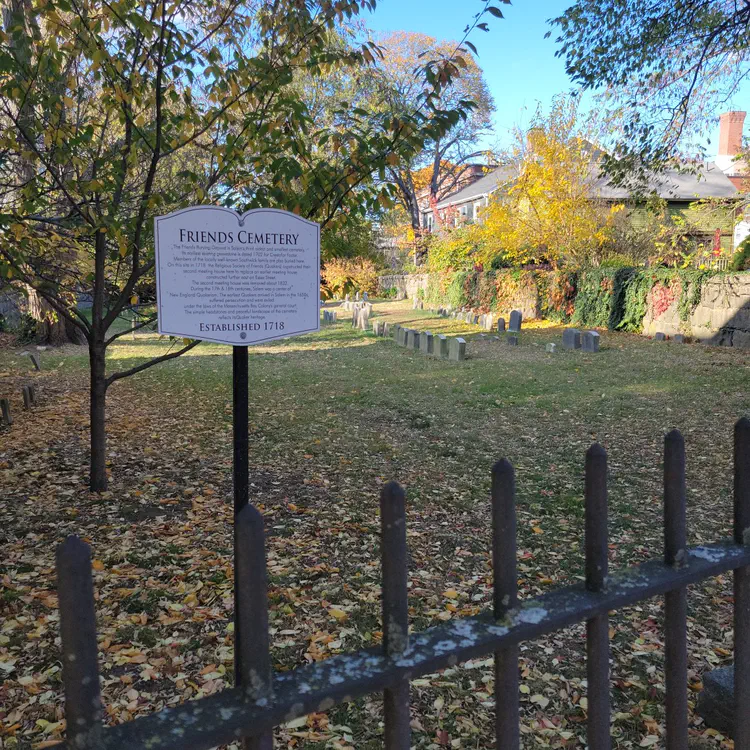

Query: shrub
[321,257,380,298]
[731,238,750,271]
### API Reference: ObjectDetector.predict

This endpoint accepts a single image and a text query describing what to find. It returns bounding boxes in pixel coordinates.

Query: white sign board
[155,207,320,346]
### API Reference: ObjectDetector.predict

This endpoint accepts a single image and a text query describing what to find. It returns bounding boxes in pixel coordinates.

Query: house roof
[591,161,738,201]
[426,159,738,215]
[432,165,516,210]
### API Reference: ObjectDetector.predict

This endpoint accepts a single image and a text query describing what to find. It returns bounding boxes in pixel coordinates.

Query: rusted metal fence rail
[50,419,750,749]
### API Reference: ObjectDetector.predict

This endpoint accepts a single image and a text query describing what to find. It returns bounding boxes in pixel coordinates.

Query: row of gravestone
[322,310,338,324]
[391,324,467,361]
[350,302,373,331]
[341,292,369,311]
[559,328,601,353]
[425,303,524,336]
[0,384,38,427]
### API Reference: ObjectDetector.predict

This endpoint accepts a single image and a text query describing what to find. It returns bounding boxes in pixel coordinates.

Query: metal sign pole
[233,344,249,685]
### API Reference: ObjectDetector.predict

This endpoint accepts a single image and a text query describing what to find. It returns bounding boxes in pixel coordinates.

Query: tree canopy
[551,0,750,179]
[0,0,503,489]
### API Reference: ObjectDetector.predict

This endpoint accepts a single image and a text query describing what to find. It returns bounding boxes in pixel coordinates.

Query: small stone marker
[29,354,41,371]
[507,335,519,346]
[582,331,600,352]
[355,291,360,301]
[674,334,685,343]
[363,292,368,301]
[479,314,486,330]
[449,337,466,361]
[697,666,734,735]
[509,310,522,333]
[0,398,11,426]
[383,322,390,337]
[420,331,434,355]
[435,334,448,359]
[655,332,666,341]
[22,385,33,410]
[562,328,582,350]
[497,318,506,334]
[545,343,557,353]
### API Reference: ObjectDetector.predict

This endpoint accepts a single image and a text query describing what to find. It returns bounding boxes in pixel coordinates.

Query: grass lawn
[1,299,749,749]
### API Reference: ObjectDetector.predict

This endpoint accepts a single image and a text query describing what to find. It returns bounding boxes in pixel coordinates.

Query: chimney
[718,111,746,156]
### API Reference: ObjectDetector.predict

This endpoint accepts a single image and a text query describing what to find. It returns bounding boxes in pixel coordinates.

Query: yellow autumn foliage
[474,99,624,267]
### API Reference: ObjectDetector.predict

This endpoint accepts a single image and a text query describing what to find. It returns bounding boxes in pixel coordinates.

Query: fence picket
[585,444,611,749]
[492,459,520,750]
[664,430,688,750]
[734,418,750,750]
[235,505,273,749]
[56,536,103,750]
[381,481,410,749]
[42,422,750,750]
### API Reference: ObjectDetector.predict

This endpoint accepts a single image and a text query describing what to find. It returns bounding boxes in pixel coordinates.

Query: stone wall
[642,274,750,347]
[382,270,750,348]
[378,273,429,300]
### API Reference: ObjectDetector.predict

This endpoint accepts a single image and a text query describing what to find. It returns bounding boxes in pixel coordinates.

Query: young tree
[0,0,500,490]
[476,96,622,267]
[371,31,495,234]
[550,0,750,181]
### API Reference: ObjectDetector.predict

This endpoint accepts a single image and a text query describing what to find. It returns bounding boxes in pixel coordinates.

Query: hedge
[418,267,719,332]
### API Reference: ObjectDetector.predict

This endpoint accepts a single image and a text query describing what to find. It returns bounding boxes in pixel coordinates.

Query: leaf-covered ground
[1,300,749,749]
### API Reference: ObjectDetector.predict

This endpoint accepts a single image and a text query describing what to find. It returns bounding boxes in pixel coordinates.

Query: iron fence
[48,418,750,749]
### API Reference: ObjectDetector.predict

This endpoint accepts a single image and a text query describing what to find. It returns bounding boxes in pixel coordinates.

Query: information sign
[155,206,320,345]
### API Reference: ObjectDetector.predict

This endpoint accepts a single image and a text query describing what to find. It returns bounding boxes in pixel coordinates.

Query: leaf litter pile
[1,301,750,749]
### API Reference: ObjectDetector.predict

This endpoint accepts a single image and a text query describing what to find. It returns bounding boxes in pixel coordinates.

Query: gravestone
[0,398,11,426]
[22,385,33,410]
[484,313,494,331]
[545,343,557,353]
[472,314,479,325]
[509,310,522,333]
[562,328,582,350]
[359,309,370,331]
[420,331,434,355]
[655,332,666,341]
[371,321,382,336]
[582,331,600,352]
[434,334,449,359]
[383,322,390,337]
[30,354,41,371]
[507,335,519,346]
[497,318,506,334]
[449,337,466,361]
[393,324,401,341]
[355,291,360,301]
[697,666,734,735]
[479,314,486,330]
[363,292,368,301]
[674,334,685,343]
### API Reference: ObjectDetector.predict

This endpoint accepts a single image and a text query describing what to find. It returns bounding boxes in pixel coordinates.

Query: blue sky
[364,0,741,156]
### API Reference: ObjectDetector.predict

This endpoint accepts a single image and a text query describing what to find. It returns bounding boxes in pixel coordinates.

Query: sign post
[154,206,320,698]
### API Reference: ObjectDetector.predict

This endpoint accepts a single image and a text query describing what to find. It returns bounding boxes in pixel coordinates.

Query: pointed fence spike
[491,458,519,750]
[56,535,103,749]
[663,430,688,750]
[585,443,611,750]
[380,480,410,749]
[734,418,750,749]
[234,504,273,750]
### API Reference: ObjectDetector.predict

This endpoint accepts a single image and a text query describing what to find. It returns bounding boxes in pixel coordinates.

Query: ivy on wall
[419,267,724,332]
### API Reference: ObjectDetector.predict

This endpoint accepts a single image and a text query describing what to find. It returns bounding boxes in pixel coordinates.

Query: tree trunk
[26,287,84,345]
[89,339,108,492]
